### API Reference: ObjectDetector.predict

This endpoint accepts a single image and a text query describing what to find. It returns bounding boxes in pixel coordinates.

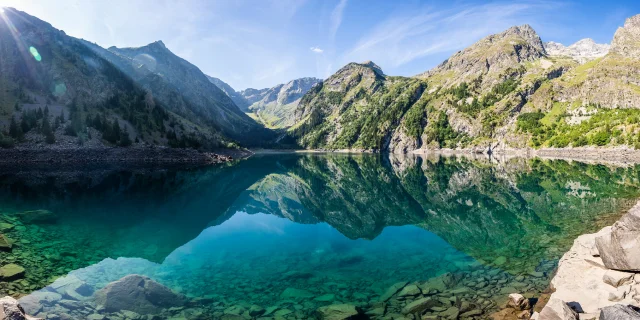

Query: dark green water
[0,154,639,319]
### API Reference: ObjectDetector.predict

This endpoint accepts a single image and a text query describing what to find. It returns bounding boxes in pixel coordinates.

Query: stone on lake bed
[402,297,440,315]
[315,304,361,320]
[280,287,314,300]
[16,209,58,224]
[0,234,12,251]
[0,223,14,231]
[94,274,184,314]
[397,284,421,297]
[379,281,408,301]
[314,293,336,302]
[0,264,25,280]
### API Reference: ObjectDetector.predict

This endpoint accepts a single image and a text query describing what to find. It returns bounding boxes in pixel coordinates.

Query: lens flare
[29,46,42,62]
[52,82,67,97]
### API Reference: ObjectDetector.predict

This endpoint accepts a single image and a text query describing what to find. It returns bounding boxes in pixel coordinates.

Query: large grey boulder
[599,304,640,320]
[596,203,640,271]
[0,296,42,320]
[93,274,184,314]
[538,298,578,320]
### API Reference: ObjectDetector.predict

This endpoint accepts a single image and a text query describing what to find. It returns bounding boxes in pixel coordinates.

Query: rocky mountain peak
[544,38,610,63]
[421,24,545,87]
[610,14,640,59]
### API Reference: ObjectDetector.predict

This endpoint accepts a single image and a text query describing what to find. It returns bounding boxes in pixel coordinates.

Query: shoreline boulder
[596,203,640,271]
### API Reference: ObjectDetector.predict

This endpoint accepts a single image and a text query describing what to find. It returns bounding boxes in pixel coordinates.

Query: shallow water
[0,154,639,319]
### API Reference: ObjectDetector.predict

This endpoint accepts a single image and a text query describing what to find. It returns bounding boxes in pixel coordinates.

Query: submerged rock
[280,287,314,300]
[16,210,57,224]
[0,296,42,320]
[0,264,25,280]
[94,274,184,314]
[401,297,440,315]
[599,304,640,320]
[0,235,12,251]
[596,203,640,271]
[379,281,408,302]
[315,304,361,320]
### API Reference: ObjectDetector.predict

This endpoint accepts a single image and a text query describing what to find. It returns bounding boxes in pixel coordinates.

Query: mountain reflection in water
[0,154,638,319]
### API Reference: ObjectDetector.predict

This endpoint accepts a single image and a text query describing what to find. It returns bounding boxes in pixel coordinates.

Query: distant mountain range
[2,7,640,153]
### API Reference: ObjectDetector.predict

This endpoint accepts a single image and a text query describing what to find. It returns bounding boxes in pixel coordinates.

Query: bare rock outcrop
[596,203,640,271]
[611,14,640,59]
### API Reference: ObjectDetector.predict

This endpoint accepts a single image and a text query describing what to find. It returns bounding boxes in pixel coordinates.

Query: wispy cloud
[329,0,347,41]
[310,46,324,53]
[342,1,564,69]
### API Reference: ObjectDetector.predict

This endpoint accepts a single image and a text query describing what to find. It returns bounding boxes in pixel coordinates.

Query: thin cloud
[343,0,565,69]
[310,46,324,53]
[329,0,347,41]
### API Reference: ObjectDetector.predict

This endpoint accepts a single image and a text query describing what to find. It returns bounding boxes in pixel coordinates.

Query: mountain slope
[88,41,274,146]
[0,8,232,149]
[240,77,322,129]
[206,76,250,111]
[291,15,640,152]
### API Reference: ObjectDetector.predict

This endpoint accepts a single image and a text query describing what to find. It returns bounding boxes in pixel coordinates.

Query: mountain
[0,8,237,149]
[290,15,640,153]
[239,77,322,128]
[206,76,250,111]
[544,39,610,63]
[88,41,274,146]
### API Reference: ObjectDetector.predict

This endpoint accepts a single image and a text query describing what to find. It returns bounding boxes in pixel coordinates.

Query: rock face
[207,76,251,111]
[240,77,322,128]
[596,203,640,271]
[611,14,640,59]
[0,296,41,320]
[420,24,546,88]
[544,38,610,63]
[93,274,184,314]
[599,304,640,320]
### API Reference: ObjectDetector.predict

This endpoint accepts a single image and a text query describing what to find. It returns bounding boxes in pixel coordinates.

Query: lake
[0,153,638,319]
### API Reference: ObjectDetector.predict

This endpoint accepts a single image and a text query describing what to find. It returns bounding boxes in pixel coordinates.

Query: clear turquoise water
[0,154,639,319]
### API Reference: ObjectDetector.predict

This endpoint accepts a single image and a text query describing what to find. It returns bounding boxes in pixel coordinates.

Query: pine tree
[42,118,55,144]
[44,105,50,119]
[60,110,65,122]
[13,101,21,111]
[9,117,18,138]
[120,127,132,147]
[112,120,121,143]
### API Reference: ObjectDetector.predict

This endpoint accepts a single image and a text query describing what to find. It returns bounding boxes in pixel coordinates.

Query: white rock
[596,203,640,271]
[547,226,637,313]
[544,38,610,63]
[538,298,578,320]
[603,269,635,288]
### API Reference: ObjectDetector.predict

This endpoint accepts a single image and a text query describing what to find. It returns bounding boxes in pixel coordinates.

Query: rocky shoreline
[533,201,640,320]
[0,147,250,166]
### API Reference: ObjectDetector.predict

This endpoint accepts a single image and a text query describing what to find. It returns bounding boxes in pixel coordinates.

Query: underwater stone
[314,294,336,302]
[279,288,314,300]
[16,210,58,224]
[0,235,12,251]
[315,304,360,320]
[94,274,184,314]
[0,296,40,320]
[401,297,440,315]
[379,281,408,302]
[0,264,25,280]
[397,284,421,298]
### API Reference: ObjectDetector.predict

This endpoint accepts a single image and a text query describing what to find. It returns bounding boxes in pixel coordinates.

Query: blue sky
[2,0,639,90]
